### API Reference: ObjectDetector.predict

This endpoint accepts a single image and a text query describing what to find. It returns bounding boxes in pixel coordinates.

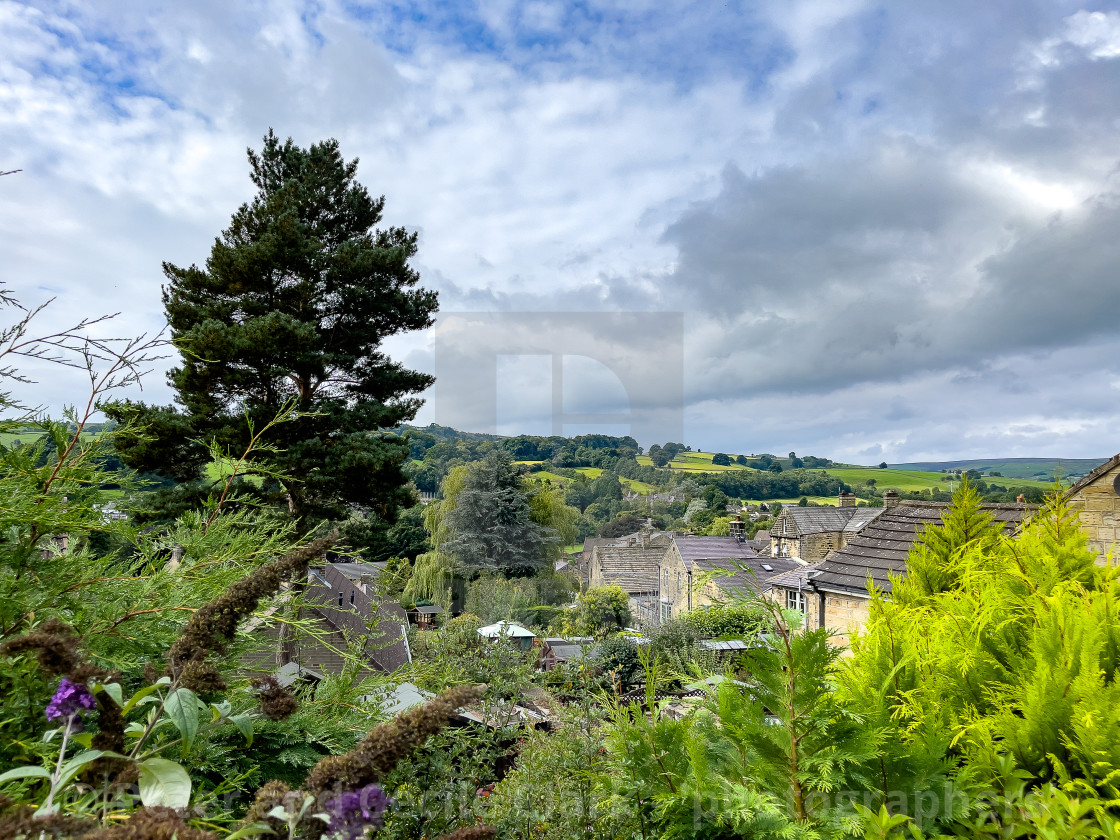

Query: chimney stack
[838,491,856,508]
[883,489,899,509]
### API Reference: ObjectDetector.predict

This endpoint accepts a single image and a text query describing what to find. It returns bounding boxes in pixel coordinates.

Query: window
[337,592,344,607]
[785,589,807,614]
[349,590,355,606]
[661,602,673,622]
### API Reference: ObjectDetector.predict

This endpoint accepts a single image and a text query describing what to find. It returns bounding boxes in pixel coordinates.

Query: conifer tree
[443,450,557,577]
[106,131,437,528]
[895,477,1002,603]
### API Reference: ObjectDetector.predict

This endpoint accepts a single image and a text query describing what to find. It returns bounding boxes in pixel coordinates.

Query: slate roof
[767,560,824,590]
[1064,453,1120,499]
[811,502,1034,594]
[673,535,757,568]
[778,506,883,536]
[592,542,667,594]
[306,564,412,673]
[694,554,800,596]
[329,561,388,581]
[746,529,771,552]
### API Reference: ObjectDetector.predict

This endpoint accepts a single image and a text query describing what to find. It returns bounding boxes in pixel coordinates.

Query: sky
[3,0,1120,462]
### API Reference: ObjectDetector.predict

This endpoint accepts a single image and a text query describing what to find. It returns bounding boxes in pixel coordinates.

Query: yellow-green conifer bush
[844,483,1120,835]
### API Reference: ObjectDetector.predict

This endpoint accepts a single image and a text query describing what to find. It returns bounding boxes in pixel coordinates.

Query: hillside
[890,457,1107,481]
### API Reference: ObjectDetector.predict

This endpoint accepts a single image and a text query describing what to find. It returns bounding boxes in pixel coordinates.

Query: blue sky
[3,0,1120,461]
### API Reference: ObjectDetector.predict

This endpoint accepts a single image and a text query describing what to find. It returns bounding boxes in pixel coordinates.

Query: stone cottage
[772,498,1034,649]
[768,496,884,561]
[658,535,798,622]
[1064,453,1120,562]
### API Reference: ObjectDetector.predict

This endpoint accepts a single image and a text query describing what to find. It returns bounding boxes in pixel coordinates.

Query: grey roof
[778,506,883,537]
[673,535,758,568]
[699,639,750,651]
[413,605,443,614]
[693,554,800,595]
[592,542,667,594]
[547,644,592,661]
[329,561,387,581]
[275,662,325,687]
[376,681,434,716]
[844,508,885,533]
[306,564,412,673]
[767,560,824,589]
[811,502,1035,594]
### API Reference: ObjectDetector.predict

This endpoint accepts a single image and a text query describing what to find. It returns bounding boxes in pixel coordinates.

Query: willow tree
[106,130,437,529]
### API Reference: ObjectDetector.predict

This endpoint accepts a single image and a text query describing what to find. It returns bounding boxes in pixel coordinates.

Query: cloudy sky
[3,0,1120,462]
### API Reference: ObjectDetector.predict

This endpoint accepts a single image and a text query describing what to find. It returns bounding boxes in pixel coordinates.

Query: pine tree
[106,131,437,528]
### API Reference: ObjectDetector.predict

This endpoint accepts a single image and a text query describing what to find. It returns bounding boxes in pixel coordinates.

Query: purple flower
[45,678,96,722]
[324,784,389,840]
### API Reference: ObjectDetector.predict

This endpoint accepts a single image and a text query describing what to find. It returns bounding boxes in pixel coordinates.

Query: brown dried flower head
[83,806,217,840]
[167,532,337,678]
[0,619,82,676]
[242,780,292,836]
[252,675,298,721]
[304,684,484,798]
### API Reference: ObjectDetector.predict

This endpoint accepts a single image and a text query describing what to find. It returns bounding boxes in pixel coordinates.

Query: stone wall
[822,592,872,652]
[1067,462,1120,563]
[801,532,841,562]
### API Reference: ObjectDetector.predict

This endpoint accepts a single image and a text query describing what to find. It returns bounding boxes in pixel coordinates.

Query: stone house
[658,535,798,622]
[243,561,412,679]
[769,497,883,561]
[1064,454,1120,562]
[771,499,1034,649]
[587,531,672,626]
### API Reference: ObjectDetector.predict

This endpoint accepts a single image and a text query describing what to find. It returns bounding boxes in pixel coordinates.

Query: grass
[620,477,656,495]
[766,496,845,507]
[812,467,1061,492]
[636,451,754,472]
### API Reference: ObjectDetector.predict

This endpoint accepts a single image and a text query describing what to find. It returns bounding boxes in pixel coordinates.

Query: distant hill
[889,458,1109,481]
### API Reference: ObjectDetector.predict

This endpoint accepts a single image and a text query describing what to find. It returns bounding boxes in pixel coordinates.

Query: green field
[891,458,1102,481]
[620,477,656,494]
[636,451,752,472]
[817,467,1061,491]
[524,468,655,496]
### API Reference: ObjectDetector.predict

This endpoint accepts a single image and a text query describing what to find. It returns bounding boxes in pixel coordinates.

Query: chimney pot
[883,489,899,509]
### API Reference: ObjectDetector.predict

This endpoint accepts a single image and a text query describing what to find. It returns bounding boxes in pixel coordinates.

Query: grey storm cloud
[5,0,1120,459]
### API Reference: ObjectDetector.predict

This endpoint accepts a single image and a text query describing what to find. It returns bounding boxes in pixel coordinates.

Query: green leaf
[229,713,254,746]
[122,680,167,715]
[164,688,200,753]
[99,682,124,706]
[138,757,191,809]
[210,699,232,722]
[225,823,277,839]
[0,765,51,785]
[55,749,105,789]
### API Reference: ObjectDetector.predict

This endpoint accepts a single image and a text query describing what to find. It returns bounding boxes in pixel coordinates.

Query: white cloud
[2,0,1120,460]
